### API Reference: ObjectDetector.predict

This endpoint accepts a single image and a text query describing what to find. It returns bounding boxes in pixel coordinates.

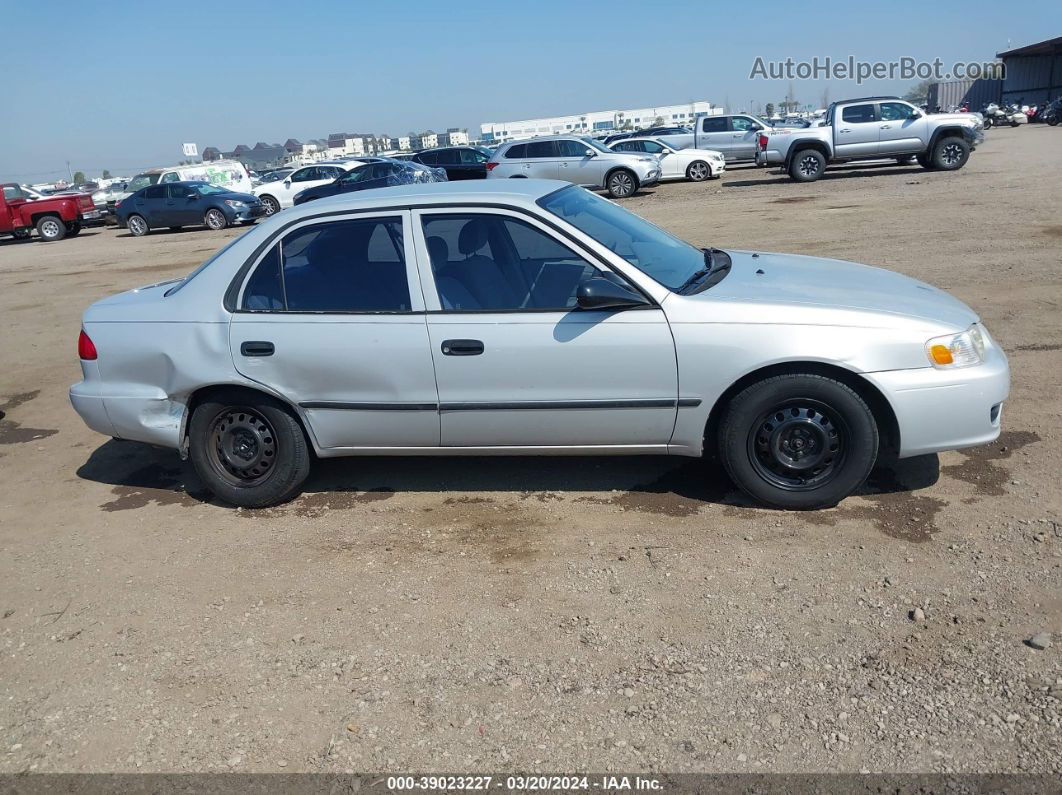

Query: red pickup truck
[1,183,104,242]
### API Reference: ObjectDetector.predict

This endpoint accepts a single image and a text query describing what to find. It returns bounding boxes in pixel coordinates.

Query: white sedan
[609,137,725,181]
[252,162,366,215]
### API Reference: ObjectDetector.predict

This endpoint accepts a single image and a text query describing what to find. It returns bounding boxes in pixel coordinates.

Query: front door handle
[240,341,274,357]
[441,339,484,356]
[880,124,892,129]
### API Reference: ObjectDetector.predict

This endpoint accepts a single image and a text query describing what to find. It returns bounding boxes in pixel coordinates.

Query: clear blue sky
[3,0,1058,182]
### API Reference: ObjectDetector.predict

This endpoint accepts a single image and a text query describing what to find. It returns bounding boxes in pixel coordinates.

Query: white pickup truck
[754,96,985,182]
[655,114,772,163]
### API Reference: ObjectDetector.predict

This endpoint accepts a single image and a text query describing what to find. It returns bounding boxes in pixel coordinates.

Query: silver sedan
[70,180,1010,510]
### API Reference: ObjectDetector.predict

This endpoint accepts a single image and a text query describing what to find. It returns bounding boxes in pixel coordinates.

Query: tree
[820,87,830,109]
[72,171,86,185]
[102,169,112,179]
[904,79,934,105]
[652,115,665,127]
[765,102,775,118]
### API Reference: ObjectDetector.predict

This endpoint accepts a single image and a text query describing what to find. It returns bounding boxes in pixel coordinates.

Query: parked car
[603,126,692,145]
[486,136,660,198]
[608,137,724,181]
[656,115,771,162]
[756,97,985,181]
[2,183,104,241]
[252,162,358,215]
[116,181,266,236]
[115,160,253,208]
[410,146,492,180]
[292,160,446,205]
[71,179,1009,511]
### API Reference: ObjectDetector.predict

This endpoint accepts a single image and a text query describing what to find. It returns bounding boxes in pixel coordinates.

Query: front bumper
[230,204,268,222]
[864,341,1010,459]
[639,168,661,187]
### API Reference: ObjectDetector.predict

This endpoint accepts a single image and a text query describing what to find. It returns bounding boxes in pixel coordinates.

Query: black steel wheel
[189,390,311,508]
[718,374,878,510]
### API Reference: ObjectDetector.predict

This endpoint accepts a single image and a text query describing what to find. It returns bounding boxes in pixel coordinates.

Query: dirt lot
[1,127,1059,775]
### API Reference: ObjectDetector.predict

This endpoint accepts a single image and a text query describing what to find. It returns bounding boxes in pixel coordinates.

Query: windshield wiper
[677,248,731,294]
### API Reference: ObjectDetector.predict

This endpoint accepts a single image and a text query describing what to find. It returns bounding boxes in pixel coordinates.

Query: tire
[126,214,149,237]
[1010,120,1019,127]
[717,374,879,510]
[66,222,82,237]
[12,229,31,240]
[983,117,993,129]
[36,215,66,242]
[916,153,933,169]
[188,390,311,508]
[605,168,638,198]
[788,149,826,182]
[685,160,712,182]
[204,208,228,230]
[1047,115,1059,127]
[259,195,280,216]
[931,136,970,171]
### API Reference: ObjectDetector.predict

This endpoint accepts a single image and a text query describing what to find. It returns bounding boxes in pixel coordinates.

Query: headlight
[926,325,985,368]
[224,199,245,208]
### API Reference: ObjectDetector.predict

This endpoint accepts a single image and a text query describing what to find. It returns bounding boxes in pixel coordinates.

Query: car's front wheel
[189,390,311,508]
[605,169,638,198]
[259,195,280,215]
[204,208,228,230]
[126,214,149,236]
[931,136,970,171]
[718,374,878,509]
[685,160,712,181]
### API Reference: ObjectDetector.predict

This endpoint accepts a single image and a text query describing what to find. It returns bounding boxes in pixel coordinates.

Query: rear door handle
[441,339,484,356]
[240,341,274,357]
[880,124,892,129]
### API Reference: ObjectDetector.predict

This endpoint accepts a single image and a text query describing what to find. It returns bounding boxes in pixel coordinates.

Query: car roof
[498,134,586,145]
[277,178,568,217]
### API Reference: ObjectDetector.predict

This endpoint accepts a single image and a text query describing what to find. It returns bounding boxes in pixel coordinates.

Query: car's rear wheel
[718,374,878,510]
[204,208,228,230]
[12,229,31,240]
[127,214,149,236]
[189,390,311,508]
[36,215,66,242]
[788,149,826,182]
[686,160,712,181]
[932,136,970,170]
[259,195,280,215]
[916,153,933,169]
[606,168,638,198]
[66,222,82,236]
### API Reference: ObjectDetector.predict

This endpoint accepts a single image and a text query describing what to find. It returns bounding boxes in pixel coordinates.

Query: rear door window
[525,141,556,158]
[842,104,877,123]
[701,117,728,133]
[143,186,166,199]
[242,217,411,313]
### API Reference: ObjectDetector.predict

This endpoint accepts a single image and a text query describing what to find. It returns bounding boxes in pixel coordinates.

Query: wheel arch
[927,125,967,150]
[29,210,62,228]
[179,382,316,458]
[783,139,830,170]
[701,361,900,460]
[603,165,640,190]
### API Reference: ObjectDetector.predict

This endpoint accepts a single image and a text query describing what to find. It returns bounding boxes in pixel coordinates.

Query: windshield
[581,138,613,153]
[538,186,706,290]
[126,173,159,192]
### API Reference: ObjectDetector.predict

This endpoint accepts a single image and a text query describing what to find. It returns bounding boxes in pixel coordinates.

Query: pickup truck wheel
[36,215,66,242]
[916,153,933,169]
[718,374,878,510]
[259,195,280,215]
[685,161,711,182]
[12,229,31,240]
[204,208,228,230]
[66,223,82,237]
[932,136,970,170]
[605,169,637,198]
[189,390,311,508]
[788,149,826,182]
[126,214,149,236]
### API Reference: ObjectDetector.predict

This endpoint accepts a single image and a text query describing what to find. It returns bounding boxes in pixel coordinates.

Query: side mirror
[584,148,596,157]
[576,277,648,310]
[284,180,292,187]
[909,111,922,119]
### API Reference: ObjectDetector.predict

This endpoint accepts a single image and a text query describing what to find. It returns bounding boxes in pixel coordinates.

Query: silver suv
[486,136,660,198]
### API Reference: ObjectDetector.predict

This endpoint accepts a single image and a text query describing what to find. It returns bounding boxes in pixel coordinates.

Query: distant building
[997,36,1062,105]
[480,101,718,143]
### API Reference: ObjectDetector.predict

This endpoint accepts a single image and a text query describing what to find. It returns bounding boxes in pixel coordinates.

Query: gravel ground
[0,125,1059,775]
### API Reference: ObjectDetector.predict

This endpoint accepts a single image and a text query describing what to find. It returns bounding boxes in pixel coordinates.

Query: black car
[292,160,446,205]
[409,146,492,180]
[602,126,691,145]
[116,181,266,236]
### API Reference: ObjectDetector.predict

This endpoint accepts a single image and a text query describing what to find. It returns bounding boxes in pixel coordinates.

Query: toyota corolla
[70,180,1009,510]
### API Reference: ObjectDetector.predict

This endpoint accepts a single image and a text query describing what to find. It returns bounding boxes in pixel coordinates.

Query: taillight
[78,329,97,360]
[114,200,122,208]
[486,162,498,171]
[758,134,769,150]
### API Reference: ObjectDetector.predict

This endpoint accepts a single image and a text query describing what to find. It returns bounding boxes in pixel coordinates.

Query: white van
[115,160,252,203]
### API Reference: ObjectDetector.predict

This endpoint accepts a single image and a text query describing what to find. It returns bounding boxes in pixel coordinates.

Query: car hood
[697,250,977,329]
[933,112,982,126]
[217,191,259,202]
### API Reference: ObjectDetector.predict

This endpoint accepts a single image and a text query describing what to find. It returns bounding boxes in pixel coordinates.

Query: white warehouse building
[480,101,719,143]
